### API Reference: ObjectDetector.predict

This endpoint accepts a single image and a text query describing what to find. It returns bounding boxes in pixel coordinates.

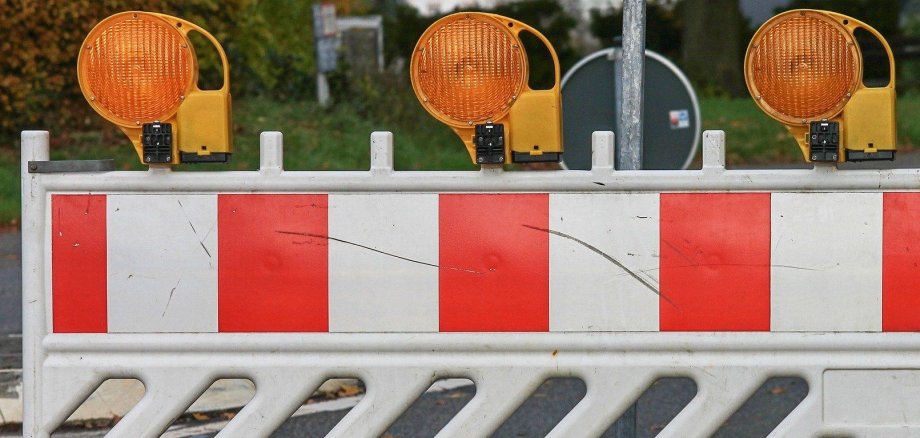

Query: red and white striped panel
[49,192,920,334]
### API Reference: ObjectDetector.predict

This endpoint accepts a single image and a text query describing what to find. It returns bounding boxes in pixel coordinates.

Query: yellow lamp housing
[77,11,232,165]
[744,9,896,163]
[410,13,563,165]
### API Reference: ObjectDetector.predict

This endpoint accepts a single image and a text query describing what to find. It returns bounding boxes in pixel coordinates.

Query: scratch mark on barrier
[294,203,328,210]
[177,200,198,235]
[522,224,675,307]
[204,223,216,241]
[84,196,91,215]
[292,239,326,247]
[661,239,697,265]
[593,182,605,186]
[199,241,212,259]
[773,232,785,254]
[608,263,822,281]
[163,277,182,318]
[176,199,213,259]
[276,230,483,274]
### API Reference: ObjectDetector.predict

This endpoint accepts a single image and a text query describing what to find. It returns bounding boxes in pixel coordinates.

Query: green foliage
[0,0,323,146]
[589,2,684,62]
[378,0,580,90]
[490,0,579,82]
[380,2,437,68]
[778,0,903,91]
[779,0,902,36]
[0,94,470,225]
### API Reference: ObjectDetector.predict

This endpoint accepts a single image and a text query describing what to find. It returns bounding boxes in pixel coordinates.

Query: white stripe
[771,193,882,332]
[549,193,660,331]
[107,195,218,333]
[328,194,439,332]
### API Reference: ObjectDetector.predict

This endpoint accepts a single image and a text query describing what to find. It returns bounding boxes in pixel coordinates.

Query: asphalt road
[259,378,806,438]
[42,376,807,437]
[0,232,20,337]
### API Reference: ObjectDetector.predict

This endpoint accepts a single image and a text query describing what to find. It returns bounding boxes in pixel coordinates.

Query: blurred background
[2,0,920,225]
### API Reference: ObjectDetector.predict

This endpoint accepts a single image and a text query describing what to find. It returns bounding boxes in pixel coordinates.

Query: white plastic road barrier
[21,129,920,437]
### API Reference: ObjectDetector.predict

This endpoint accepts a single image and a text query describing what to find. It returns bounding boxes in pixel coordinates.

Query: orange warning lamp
[410,13,563,165]
[77,11,232,165]
[745,9,896,163]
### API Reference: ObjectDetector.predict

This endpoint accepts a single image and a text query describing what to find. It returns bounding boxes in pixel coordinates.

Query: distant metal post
[619,0,646,170]
[317,73,331,107]
[313,4,338,108]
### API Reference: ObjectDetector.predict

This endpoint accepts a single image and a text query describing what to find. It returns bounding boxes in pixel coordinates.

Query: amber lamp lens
[79,13,193,126]
[748,12,859,123]
[414,15,525,124]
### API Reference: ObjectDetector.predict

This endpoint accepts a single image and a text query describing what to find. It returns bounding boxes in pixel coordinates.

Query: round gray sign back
[562,49,700,170]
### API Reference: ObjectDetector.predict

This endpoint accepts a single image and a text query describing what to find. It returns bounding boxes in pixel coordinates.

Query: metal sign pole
[614,1,645,436]
[619,0,646,171]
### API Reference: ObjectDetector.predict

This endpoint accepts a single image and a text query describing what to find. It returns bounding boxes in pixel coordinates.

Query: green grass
[700,94,920,165]
[2,94,919,224]
[700,97,797,165]
[0,96,472,225]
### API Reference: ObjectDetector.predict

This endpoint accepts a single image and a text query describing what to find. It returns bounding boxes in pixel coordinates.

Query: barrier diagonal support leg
[217,371,326,437]
[547,369,656,438]
[107,369,214,438]
[436,368,546,438]
[326,368,434,438]
[659,368,767,438]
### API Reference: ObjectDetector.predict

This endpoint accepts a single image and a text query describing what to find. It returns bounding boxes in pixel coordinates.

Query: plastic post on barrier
[370,131,394,174]
[702,130,726,173]
[591,131,615,176]
[259,131,284,173]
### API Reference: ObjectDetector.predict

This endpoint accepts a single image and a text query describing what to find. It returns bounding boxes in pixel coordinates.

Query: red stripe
[439,194,549,332]
[52,195,107,333]
[659,193,771,331]
[882,193,920,331]
[218,194,328,332]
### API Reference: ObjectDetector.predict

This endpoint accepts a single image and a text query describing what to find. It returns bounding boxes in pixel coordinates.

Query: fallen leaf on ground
[338,384,362,397]
[770,386,786,395]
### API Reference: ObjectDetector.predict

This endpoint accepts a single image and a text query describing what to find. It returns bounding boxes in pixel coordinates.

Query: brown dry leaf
[447,392,466,399]
[338,384,362,397]
[191,412,210,421]
[770,386,786,395]
[220,412,237,420]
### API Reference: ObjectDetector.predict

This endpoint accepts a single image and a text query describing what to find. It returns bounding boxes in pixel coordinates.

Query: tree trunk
[681,0,746,96]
